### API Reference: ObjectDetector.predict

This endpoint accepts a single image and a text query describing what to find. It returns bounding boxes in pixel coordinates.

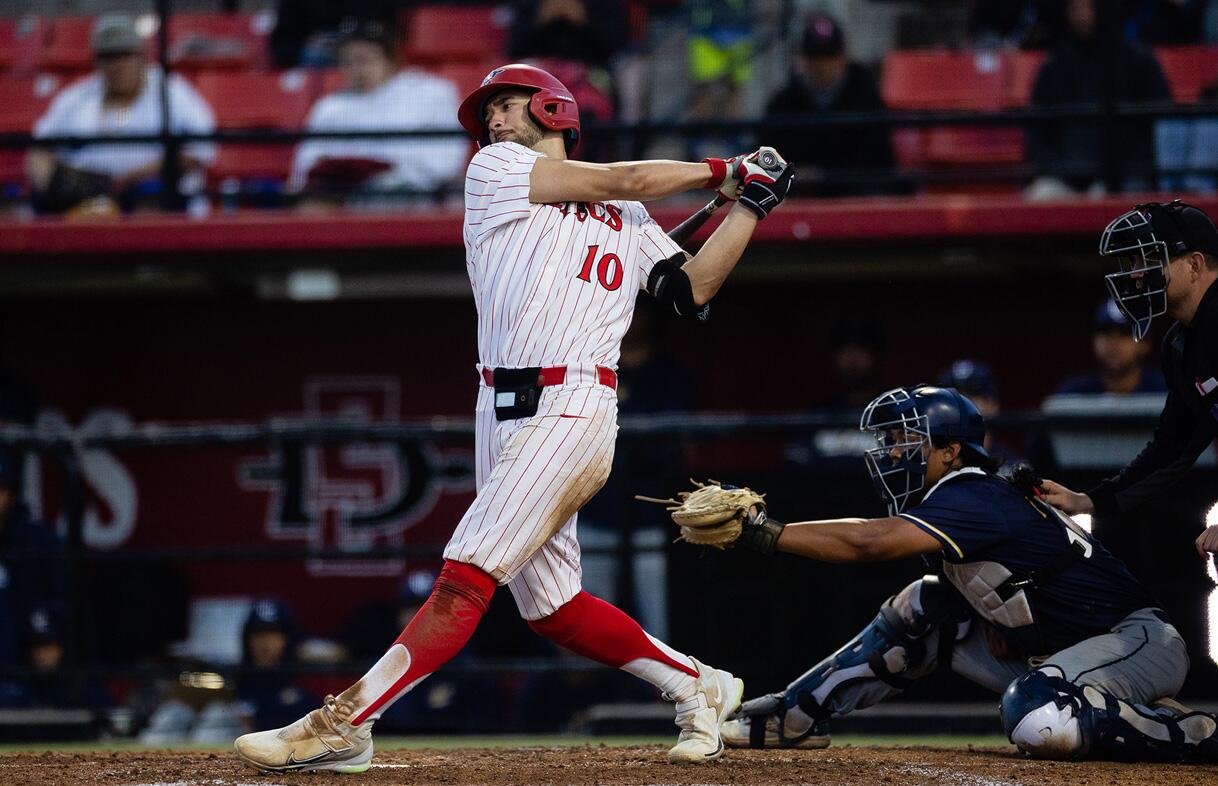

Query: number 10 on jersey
[577,245,624,291]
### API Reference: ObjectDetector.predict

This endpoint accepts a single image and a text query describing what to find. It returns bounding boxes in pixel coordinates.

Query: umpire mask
[860,387,930,515]
[1099,201,1218,341]
[1100,205,1173,341]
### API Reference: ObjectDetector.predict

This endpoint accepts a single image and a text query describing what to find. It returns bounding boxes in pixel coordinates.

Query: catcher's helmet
[1099,200,1218,341]
[860,386,988,514]
[457,63,580,152]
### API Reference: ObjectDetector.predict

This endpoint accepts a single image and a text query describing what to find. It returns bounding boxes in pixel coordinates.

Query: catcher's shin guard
[1002,667,1218,762]
[724,578,956,749]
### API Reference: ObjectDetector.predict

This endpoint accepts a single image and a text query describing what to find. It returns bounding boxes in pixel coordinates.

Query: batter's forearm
[606,160,714,200]
[529,158,714,204]
[683,204,759,305]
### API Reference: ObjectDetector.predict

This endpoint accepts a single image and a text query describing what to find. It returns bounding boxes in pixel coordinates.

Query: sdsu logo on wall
[239,377,474,577]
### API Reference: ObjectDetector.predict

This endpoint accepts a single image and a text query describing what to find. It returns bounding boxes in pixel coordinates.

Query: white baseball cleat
[666,658,744,764]
[234,694,373,773]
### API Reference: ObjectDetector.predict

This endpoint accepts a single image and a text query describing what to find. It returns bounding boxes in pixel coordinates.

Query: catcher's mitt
[637,480,765,550]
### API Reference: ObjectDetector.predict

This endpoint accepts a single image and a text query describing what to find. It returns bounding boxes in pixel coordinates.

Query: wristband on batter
[737,509,786,556]
[703,157,728,189]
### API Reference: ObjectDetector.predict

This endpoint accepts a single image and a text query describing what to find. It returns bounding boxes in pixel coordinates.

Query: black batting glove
[738,164,794,220]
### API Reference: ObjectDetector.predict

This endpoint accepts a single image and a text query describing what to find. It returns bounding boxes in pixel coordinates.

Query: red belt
[481,365,617,390]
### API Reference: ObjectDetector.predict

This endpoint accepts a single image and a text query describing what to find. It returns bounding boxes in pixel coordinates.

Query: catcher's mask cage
[1099,203,1188,342]
[860,387,931,515]
[860,386,991,515]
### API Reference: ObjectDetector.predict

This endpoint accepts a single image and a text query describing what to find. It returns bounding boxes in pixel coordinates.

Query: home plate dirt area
[3,745,1218,786]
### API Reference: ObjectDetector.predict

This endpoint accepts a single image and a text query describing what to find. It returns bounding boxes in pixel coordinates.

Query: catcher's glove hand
[637,480,781,552]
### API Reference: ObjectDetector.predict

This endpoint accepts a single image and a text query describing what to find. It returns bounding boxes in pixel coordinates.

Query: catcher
[647,385,1218,762]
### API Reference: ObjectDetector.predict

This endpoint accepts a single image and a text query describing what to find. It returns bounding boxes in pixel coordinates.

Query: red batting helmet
[457,63,580,152]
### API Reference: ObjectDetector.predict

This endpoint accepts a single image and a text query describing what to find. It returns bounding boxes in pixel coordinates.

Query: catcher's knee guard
[728,577,961,749]
[1002,667,1218,762]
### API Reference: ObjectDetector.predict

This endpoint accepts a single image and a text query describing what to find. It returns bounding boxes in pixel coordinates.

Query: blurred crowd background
[3,0,1218,211]
[1,0,1218,746]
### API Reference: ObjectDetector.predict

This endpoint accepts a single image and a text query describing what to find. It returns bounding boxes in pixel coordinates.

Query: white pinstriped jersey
[464,141,684,370]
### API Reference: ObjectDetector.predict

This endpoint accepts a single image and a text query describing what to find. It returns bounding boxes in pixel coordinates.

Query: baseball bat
[666,150,783,246]
[667,195,727,247]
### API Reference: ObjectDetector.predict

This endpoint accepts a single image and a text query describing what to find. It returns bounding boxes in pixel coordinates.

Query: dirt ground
[1,745,1217,786]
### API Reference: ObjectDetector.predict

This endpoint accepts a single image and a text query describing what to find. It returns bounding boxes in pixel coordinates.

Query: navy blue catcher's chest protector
[902,472,1157,655]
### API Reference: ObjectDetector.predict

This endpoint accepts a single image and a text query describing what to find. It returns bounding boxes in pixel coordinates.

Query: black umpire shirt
[1088,279,1218,516]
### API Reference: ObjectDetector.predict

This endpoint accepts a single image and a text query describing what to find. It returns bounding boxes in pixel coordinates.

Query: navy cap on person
[244,598,295,637]
[398,569,437,606]
[25,606,62,646]
[337,17,395,56]
[801,14,844,58]
[937,359,997,399]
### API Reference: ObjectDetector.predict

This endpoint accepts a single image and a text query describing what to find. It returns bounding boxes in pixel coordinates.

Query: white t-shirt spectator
[290,69,467,193]
[33,66,216,178]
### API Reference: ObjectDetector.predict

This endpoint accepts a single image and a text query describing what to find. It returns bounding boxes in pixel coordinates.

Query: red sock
[345,560,496,725]
[529,591,699,699]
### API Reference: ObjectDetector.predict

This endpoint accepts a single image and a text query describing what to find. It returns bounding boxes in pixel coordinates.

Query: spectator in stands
[269,2,404,68]
[0,606,109,709]
[507,0,625,160]
[508,0,628,70]
[289,20,467,202]
[26,13,216,214]
[762,14,893,197]
[1025,0,1172,197]
[0,608,103,709]
[818,316,887,411]
[0,447,63,667]
[26,13,216,215]
[234,599,318,734]
[937,359,1022,461]
[1055,300,1169,395]
[687,0,753,125]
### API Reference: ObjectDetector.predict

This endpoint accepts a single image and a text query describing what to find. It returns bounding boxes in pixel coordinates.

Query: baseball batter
[235,63,794,773]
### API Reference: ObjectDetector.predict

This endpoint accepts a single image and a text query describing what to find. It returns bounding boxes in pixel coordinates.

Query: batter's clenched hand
[1039,479,1095,516]
[735,147,794,220]
[703,155,743,201]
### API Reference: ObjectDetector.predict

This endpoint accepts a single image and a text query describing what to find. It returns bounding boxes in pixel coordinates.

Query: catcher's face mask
[1099,205,1175,342]
[860,388,931,515]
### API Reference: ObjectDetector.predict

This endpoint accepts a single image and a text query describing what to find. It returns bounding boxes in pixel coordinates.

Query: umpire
[1042,201,1218,556]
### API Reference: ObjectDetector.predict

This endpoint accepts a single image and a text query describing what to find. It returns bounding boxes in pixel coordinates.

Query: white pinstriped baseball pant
[443,366,617,620]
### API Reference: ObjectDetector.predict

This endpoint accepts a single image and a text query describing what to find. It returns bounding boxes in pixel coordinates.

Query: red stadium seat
[0,73,62,188]
[41,16,99,71]
[1155,46,1218,104]
[400,6,506,63]
[0,15,47,72]
[881,50,1008,111]
[194,70,317,182]
[430,62,496,100]
[168,12,273,70]
[883,50,1024,179]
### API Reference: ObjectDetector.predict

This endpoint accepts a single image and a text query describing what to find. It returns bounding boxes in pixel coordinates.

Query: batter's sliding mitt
[636,480,768,550]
